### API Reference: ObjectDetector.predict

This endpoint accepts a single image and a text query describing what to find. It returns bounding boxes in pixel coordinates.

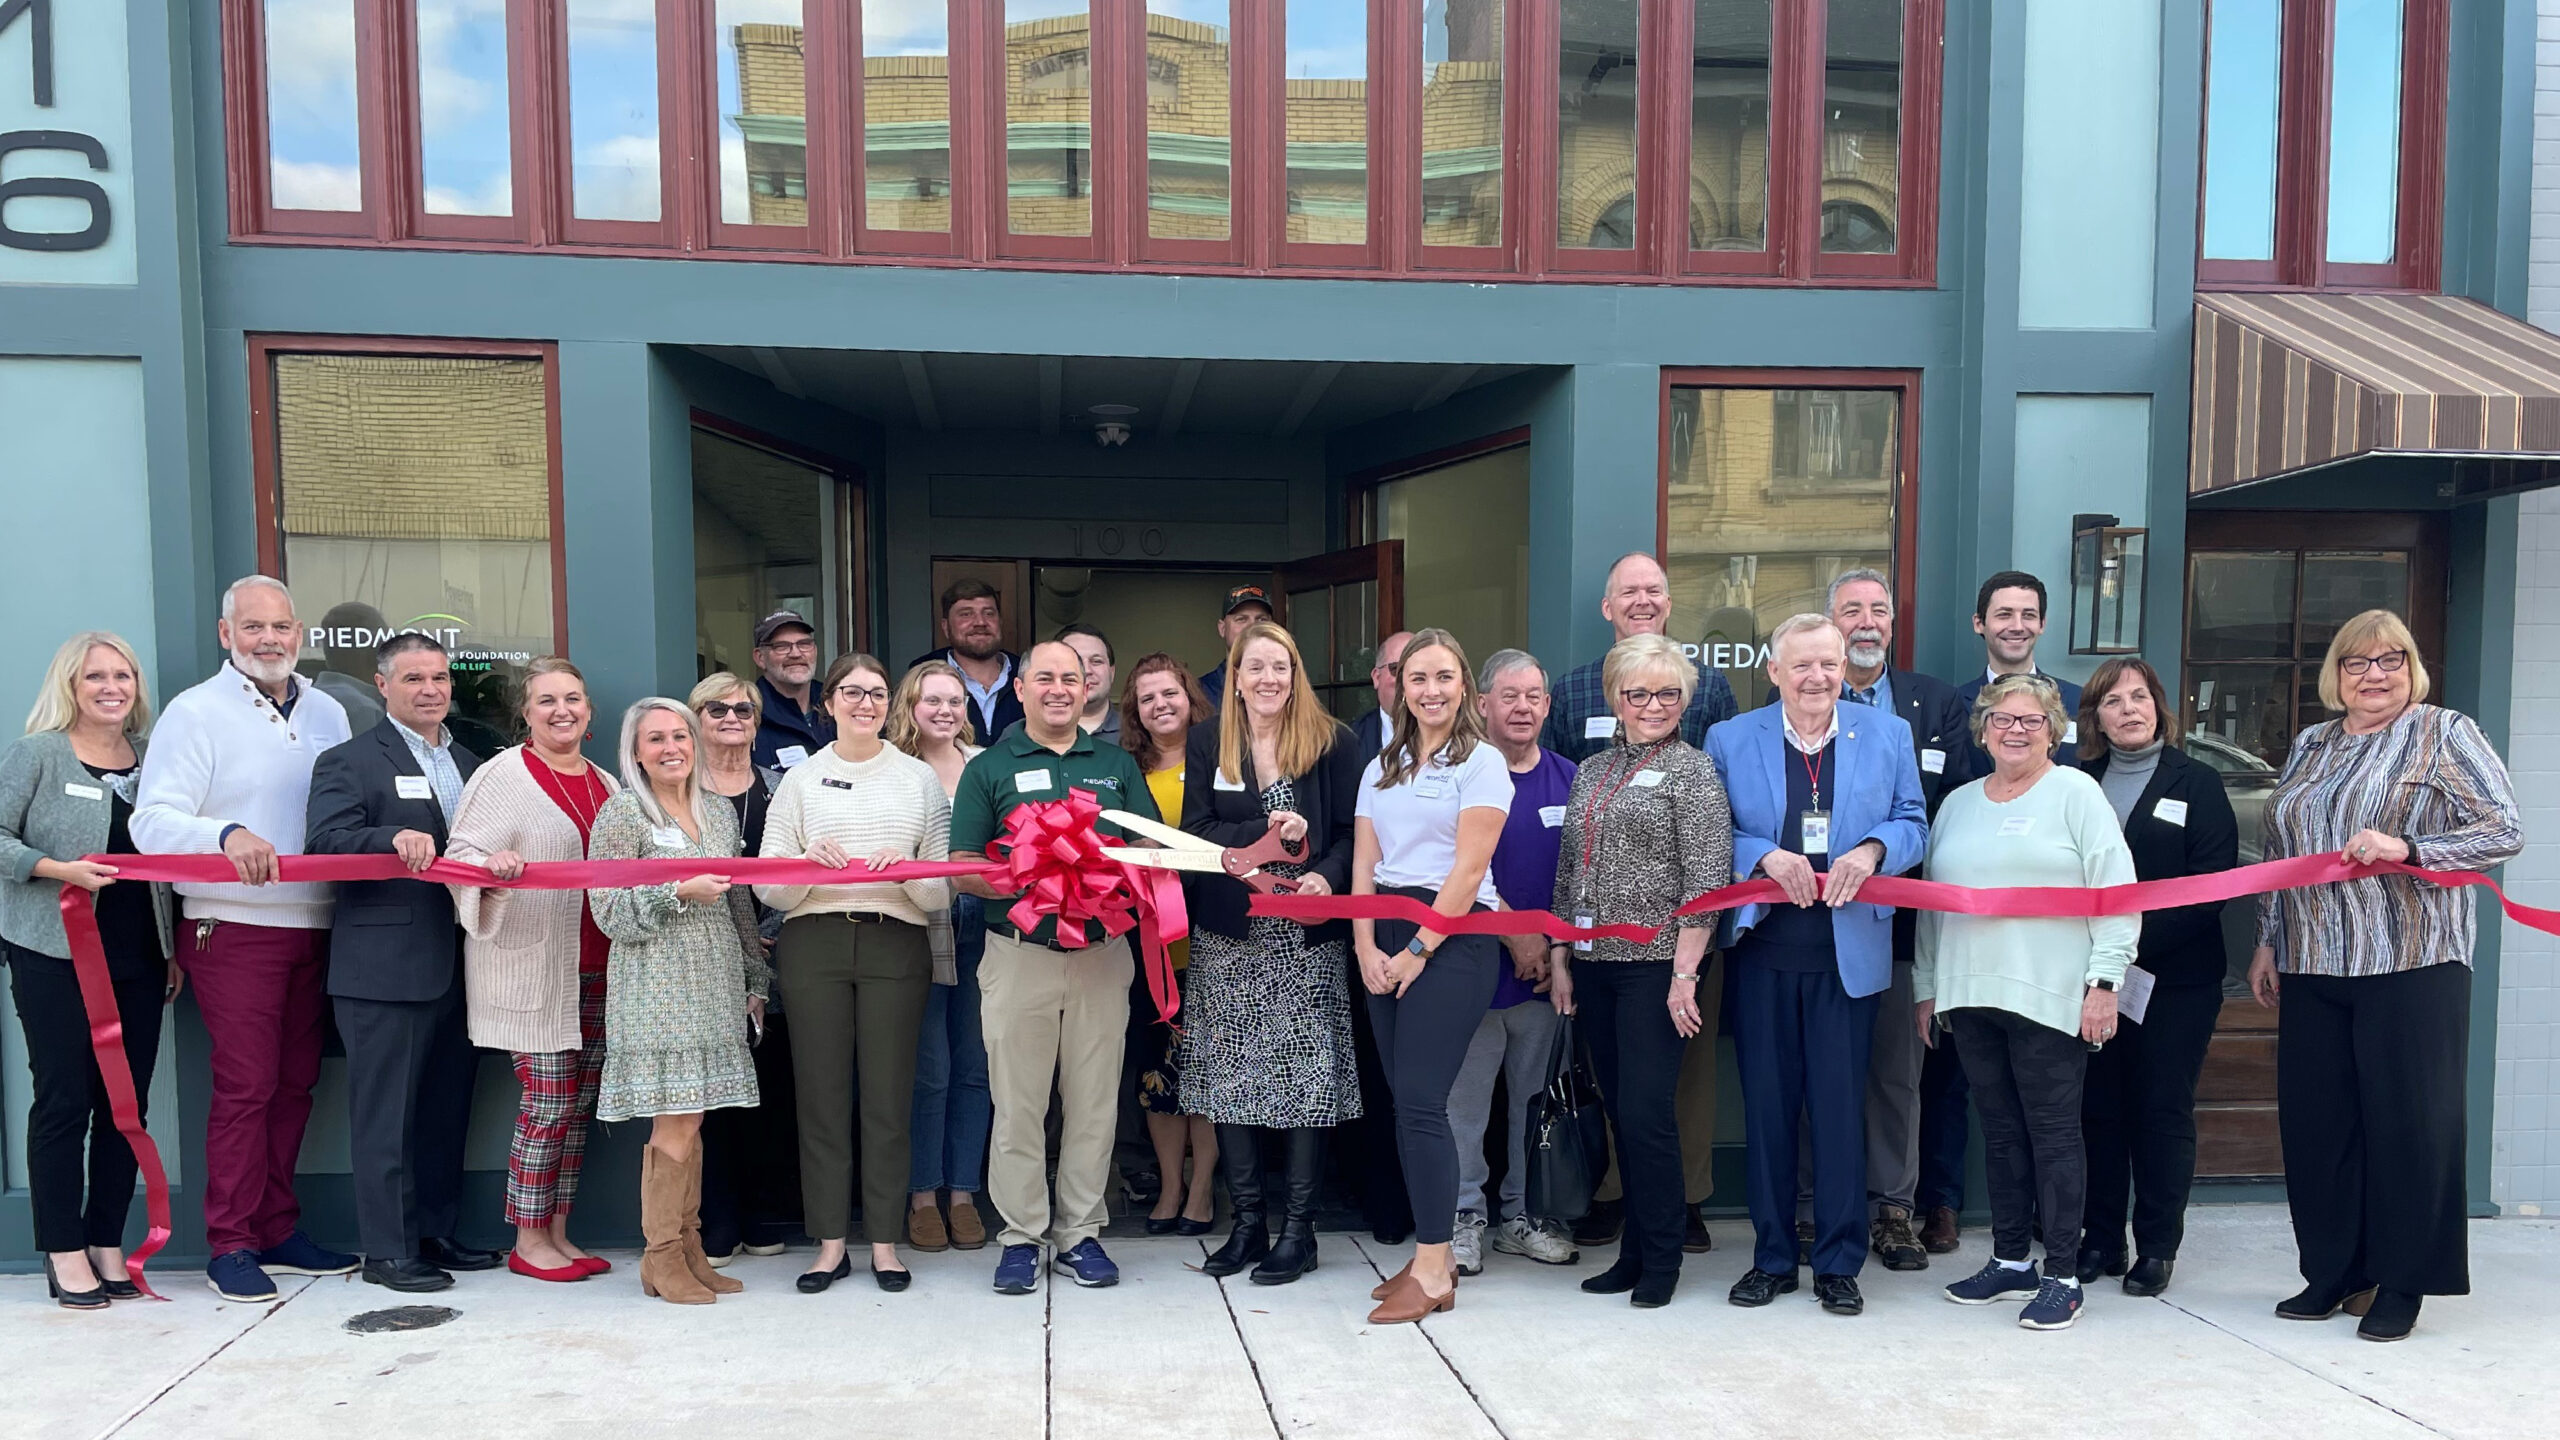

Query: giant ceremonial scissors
[1099,809,1311,895]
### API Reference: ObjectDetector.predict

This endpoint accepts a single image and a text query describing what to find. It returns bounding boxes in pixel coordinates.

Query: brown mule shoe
[638,1148,714,1305]
[946,1196,988,1251]
[1367,1269,1456,1325]
[909,1203,951,1253]
[1371,1259,1414,1300]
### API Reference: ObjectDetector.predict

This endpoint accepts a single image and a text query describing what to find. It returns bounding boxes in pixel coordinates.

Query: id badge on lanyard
[1800,809,1831,856]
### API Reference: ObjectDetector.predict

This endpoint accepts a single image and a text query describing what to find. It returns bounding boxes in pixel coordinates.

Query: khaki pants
[979,928,1132,1250]
[1596,949,1724,1206]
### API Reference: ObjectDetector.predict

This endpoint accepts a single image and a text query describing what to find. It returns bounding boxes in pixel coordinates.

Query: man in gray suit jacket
[305,634,495,1291]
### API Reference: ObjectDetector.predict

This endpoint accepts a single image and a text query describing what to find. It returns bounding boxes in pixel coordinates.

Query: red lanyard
[1578,741,1671,873]
[1796,735,1827,811]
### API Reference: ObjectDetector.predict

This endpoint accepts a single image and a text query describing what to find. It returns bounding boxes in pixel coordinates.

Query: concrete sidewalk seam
[1201,1238,1286,1440]
[1350,1236,1516,1440]
[92,1275,315,1440]
[2156,1295,2456,1439]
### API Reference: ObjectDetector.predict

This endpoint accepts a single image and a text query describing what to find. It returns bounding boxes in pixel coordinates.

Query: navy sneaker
[1052,1238,1120,1288]
[1943,1258,2042,1305]
[993,1243,1042,1296]
[2019,1275,2085,1330]
[257,1230,359,1276]
[206,1249,279,1303]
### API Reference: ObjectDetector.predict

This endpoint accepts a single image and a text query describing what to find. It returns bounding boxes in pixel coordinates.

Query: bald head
[1601,552,1672,641]
[1372,629,1415,710]
[1016,639,1092,745]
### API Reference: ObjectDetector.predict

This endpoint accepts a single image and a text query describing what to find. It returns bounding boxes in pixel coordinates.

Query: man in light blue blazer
[1706,615,1928,1317]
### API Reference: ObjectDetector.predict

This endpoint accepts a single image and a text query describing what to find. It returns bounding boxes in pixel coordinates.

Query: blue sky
[2204,0,2404,264]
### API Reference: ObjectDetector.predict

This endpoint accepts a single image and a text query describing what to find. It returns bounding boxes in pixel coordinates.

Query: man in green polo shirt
[950,639,1158,1295]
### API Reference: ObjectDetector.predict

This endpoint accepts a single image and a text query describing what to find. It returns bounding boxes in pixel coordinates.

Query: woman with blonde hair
[1119,653,1218,1239]
[889,660,996,1253]
[2250,610,2520,1341]
[445,656,621,1282]
[1353,628,1512,1322]
[588,698,771,1304]
[0,632,174,1308]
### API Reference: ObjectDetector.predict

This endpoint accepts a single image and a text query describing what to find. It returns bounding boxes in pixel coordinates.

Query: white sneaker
[1451,1211,1487,1276]
[1491,1215,1581,1266]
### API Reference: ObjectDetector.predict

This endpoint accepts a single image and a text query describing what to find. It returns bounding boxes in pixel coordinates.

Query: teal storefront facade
[0,0,2548,1264]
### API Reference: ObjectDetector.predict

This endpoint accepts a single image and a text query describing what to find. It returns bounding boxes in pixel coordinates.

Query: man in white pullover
[133,576,358,1302]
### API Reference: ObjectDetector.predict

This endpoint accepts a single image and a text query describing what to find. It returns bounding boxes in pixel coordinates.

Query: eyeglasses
[1985,712,2050,733]
[915,696,965,710]
[2339,649,2408,677]
[761,638,817,655]
[1618,687,1685,712]
[833,685,890,705]
[700,701,757,720]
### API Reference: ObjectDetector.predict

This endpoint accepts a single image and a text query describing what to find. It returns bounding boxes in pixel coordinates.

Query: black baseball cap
[752,610,815,646]
[1221,584,1275,617]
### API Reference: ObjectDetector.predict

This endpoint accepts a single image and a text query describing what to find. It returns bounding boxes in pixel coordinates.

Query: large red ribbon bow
[986,788,1189,1031]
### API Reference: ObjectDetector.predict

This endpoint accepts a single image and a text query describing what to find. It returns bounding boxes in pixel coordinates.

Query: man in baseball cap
[1197,584,1276,710]
[750,609,833,770]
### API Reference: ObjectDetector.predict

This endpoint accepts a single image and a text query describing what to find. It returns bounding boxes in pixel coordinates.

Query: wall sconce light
[2069,513,2146,656]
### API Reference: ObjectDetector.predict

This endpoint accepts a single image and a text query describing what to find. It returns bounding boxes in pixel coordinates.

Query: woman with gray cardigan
[0,632,176,1309]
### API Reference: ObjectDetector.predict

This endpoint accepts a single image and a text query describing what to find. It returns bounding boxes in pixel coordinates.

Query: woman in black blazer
[1178,620,1361,1285]
[2072,657,2239,1298]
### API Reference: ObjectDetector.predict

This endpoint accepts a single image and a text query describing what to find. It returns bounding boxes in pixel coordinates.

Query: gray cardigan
[0,730,176,961]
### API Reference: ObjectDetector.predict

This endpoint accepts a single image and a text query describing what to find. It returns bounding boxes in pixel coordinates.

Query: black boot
[1252,1128,1324,1286]
[1201,1125,1269,1278]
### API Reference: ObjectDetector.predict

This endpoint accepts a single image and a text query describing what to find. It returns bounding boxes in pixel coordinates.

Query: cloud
[715,0,805,25]
[262,0,361,128]
[426,170,514,217]
[721,133,751,224]
[416,0,509,132]
[270,158,362,211]
[574,132,662,221]
[863,0,951,54]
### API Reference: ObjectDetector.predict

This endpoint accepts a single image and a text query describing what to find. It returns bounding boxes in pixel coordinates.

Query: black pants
[701,1010,803,1251]
[1368,889,1501,1247]
[9,952,164,1253]
[1576,960,1687,1278]
[1949,1007,2087,1267]
[1735,960,1876,1277]
[2081,977,2220,1261]
[334,973,477,1262]
[2278,962,2471,1297]
[1344,952,1414,1238]
[1916,1038,1971,1212]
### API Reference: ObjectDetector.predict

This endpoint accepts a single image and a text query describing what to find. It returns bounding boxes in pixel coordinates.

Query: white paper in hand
[2116,964,2156,1026]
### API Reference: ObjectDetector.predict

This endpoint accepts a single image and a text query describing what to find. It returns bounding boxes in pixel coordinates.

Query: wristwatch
[1404,935,1434,960]
[2091,978,2118,993]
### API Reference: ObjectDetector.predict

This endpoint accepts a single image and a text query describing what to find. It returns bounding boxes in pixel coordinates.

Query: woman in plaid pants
[448,658,621,1282]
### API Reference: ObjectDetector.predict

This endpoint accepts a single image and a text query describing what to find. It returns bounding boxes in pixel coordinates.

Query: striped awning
[2189,292,2560,494]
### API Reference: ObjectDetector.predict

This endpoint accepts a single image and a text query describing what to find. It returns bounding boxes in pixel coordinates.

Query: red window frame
[986,1,1117,264]
[692,0,825,253]
[1656,367,1922,657]
[1265,0,1386,270]
[2197,0,2447,291]
[846,0,966,259]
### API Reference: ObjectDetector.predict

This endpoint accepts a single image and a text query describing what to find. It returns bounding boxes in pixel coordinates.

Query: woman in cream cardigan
[446,657,620,1282]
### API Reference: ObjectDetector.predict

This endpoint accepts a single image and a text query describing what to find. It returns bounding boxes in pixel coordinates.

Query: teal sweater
[1914,765,2137,1036]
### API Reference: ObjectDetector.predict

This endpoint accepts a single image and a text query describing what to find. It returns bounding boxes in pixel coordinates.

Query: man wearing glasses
[1351,630,1414,766]
[750,610,833,772]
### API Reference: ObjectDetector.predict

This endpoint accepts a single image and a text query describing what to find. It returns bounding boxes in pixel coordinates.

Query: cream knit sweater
[756,741,952,926]
[444,746,621,1055]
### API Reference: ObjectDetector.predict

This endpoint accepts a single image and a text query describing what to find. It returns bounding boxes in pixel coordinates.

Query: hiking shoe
[1944,1258,2042,1305]
[1052,1238,1120,1288]
[1451,1211,1486,1277]
[1815,1273,1865,1315]
[257,1230,358,1276]
[1871,1206,1928,1271]
[2019,1276,2085,1330]
[206,1249,278,1303]
[993,1243,1041,1295]
[1491,1215,1579,1265]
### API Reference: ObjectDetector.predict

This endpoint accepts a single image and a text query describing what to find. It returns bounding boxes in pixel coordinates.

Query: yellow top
[1145,763,1191,972]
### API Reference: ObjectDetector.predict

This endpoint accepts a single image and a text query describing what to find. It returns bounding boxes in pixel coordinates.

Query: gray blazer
[0,730,176,961]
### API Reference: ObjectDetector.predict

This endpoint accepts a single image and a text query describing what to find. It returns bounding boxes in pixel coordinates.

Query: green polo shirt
[951,721,1159,946]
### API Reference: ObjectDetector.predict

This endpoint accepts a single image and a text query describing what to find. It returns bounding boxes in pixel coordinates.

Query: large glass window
[863,0,954,234]
[1689,0,1771,253]
[1008,1,1096,238]
[1664,383,1902,707]
[1819,0,1900,256]
[265,0,363,211]
[1557,1,1640,252]
[717,1,808,229]
[1421,0,1504,249]
[2324,0,2403,265]
[2201,0,2280,262]
[1284,0,1368,244]
[270,352,556,752]
[1366,445,1531,667]
[417,0,512,217]
[1147,3,1234,241]
[694,428,850,677]
[566,0,662,223]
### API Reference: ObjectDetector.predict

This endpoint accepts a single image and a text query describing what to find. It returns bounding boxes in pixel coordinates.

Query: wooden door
[1273,541,1405,720]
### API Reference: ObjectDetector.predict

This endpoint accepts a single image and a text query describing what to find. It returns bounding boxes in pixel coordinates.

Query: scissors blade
[1100,846,1226,872]
[1098,809,1209,852]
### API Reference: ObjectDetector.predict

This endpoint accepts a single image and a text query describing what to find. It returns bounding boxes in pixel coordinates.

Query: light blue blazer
[1704,702,1929,999]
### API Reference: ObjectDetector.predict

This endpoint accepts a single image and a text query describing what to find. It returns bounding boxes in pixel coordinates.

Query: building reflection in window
[722,0,806,227]
[1286,0,1368,243]
[1819,0,1899,255]
[1148,3,1233,241]
[1690,0,1771,252]
[863,0,954,234]
[1009,1,1096,237]
[1557,0,1639,251]
[1422,0,1503,248]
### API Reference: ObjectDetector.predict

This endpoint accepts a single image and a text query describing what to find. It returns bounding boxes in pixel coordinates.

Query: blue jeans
[908,895,992,1193]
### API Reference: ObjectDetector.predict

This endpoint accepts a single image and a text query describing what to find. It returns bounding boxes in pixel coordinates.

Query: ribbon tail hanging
[57,885,174,1299]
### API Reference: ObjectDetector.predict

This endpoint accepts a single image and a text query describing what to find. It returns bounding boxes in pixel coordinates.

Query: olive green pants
[779,914,933,1244]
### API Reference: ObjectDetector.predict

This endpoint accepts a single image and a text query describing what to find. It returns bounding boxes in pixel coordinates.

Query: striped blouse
[2254,704,2522,977]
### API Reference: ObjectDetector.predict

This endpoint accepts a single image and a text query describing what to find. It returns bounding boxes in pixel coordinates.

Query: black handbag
[1524,1014,1609,1222]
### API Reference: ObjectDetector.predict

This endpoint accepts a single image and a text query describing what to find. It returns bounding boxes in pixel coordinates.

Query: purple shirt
[1487,747,1576,1009]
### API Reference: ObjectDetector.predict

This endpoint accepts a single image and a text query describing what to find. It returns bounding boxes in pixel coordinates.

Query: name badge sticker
[1920,748,1946,775]
[2153,798,2189,827]
[648,825,689,850]
[395,775,434,800]
[1539,804,1567,828]
[1014,768,1053,794]
[1573,914,1596,954]
[1415,774,1452,800]
[2062,722,2079,745]
[62,782,103,801]
[1583,716,1616,740]
[1997,816,2037,837]
[820,777,854,791]
[1212,770,1248,792]
[1800,810,1831,856]
[775,745,810,769]
[1630,770,1666,789]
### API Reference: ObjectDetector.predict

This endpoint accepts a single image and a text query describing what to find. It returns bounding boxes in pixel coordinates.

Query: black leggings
[1367,887,1501,1247]
[2081,976,2220,1261]
[8,948,164,1253]
[1950,1006,2087,1267]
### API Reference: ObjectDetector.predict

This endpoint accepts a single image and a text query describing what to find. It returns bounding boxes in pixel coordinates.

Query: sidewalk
[7,1207,2554,1440]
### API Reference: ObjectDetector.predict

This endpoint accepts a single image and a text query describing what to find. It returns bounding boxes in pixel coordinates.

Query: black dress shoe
[873,1265,912,1293]
[1176,1216,1215,1237]
[86,1251,142,1301]
[1630,1272,1679,1309]
[420,1237,504,1273]
[2074,1246,2128,1286]
[45,1257,109,1310]
[1571,1198,1623,1248]
[1728,1267,1798,1307]
[2357,1288,2421,1342]
[2122,1257,2173,1297]
[1144,1216,1179,1235]
[1683,1206,1714,1254]
[797,1256,853,1294]
[363,1258,455,1293]
[1580,1254,1643,1295]
[2277,1281,2377,1321]
[1815,1273,1864,1315]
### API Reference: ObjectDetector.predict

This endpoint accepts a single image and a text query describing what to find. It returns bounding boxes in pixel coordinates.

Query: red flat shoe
[572,1255,613,1276]
[508,1252,589,1283]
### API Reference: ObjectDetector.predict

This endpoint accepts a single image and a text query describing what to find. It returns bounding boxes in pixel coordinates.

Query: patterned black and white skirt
[1177,920,1363,1128]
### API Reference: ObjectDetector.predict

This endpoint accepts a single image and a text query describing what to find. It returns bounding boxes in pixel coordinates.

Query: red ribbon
[51,796,1179,1297]
[1247,853,2560,941]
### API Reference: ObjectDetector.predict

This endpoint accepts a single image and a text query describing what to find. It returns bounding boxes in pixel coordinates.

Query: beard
[953,631,1001,660]
[231,646,297,686]
[1846,635,1888,671]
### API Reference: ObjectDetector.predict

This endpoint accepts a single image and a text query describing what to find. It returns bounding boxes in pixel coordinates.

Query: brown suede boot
[639,1147,714,1305]
[678,1148,743,1294]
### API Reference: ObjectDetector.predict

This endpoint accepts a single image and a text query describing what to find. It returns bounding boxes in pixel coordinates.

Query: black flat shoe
[45,1257,108,1310]
[2074,1246,2128,1285]
[1144,1216,1179,1235]
[1630,1272,1679,1309]
[1728,1267,1798,1307]
[873,1266,912,1293]
[2357,1288,2421,1342]
[2277,1282,2377,1320]
[797,1256,853,1294]
[2123,1257,2173,1297]
[1580,1254,1643,1295]
[1175,1216,1215,1237]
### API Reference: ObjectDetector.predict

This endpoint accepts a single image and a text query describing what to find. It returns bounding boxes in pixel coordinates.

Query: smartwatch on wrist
[1404,935,1433,961]
[2091,978,2118,993]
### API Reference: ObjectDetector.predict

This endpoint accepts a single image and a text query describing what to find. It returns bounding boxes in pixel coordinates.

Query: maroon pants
[182,921,329,1256]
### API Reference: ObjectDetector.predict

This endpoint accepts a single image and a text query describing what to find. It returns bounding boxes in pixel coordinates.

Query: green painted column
[559,343,699,733]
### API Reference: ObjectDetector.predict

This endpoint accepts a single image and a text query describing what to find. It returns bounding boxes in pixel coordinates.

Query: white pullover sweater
[133,664,352,929]
[756,741,953,927]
